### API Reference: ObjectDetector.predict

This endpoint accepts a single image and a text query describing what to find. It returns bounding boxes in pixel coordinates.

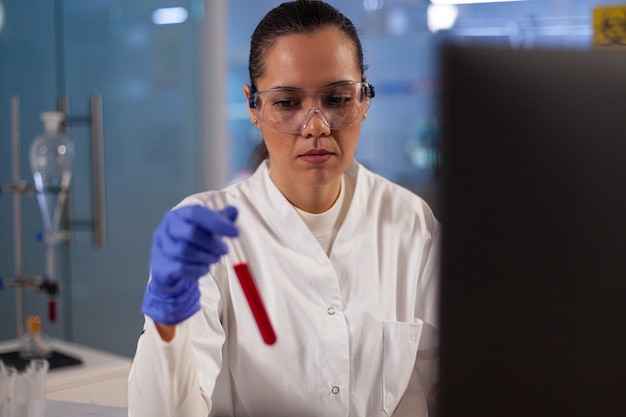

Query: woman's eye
[276,100,294,108]
[325,95,352,107]
[272,98,300,109]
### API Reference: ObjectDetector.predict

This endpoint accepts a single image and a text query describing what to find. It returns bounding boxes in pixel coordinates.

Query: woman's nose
[300,107,331,137]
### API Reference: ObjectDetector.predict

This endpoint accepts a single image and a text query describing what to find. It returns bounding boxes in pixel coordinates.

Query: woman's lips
[299,150,333,164]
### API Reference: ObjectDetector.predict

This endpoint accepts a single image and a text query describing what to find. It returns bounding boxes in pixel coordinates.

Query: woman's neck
[273,175,342,214]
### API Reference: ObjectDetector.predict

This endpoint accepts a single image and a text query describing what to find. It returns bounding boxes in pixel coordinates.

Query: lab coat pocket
[382,320,423,415]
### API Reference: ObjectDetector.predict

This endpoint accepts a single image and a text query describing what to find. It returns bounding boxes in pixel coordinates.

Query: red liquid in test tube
[48,297,57,322]
[229,234,277,345]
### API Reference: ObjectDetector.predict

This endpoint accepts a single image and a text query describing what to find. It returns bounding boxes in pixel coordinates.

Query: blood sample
[233,262,277,345]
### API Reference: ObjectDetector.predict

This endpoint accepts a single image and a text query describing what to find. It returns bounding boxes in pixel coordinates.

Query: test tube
[228,236,277,345]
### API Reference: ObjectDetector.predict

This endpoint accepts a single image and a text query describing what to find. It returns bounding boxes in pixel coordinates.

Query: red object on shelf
[48,297,57,322]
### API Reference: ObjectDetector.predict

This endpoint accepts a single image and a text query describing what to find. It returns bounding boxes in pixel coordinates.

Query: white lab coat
[128,160,440,417]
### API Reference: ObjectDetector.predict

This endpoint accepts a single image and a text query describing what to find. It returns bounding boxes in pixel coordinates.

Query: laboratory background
[0,0,619,381]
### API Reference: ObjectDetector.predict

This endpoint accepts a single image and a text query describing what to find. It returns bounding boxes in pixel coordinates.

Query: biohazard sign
[593,5,626,48]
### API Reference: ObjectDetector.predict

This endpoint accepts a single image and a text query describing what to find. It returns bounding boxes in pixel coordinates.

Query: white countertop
[0,338,132,407]
[45,400,127,417]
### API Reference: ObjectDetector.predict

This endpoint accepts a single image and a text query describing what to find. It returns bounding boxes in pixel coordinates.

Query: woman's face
[245,27,365,196]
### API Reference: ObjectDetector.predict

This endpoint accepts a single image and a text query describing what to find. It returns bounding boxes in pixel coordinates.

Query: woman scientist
[128,1,440,416]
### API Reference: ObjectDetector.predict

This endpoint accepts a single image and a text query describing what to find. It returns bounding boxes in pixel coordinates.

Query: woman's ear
[243,84,258,127]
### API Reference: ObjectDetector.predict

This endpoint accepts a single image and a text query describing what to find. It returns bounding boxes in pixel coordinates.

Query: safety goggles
[248,81,375,135]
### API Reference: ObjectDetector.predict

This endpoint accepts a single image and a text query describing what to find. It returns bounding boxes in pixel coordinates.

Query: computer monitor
[437,45,626,417]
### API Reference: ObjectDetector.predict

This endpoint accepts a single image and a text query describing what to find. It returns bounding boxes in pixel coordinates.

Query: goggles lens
[250,82,375,134]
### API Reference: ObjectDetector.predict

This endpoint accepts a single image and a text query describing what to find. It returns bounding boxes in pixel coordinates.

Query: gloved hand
[141,204,239,325]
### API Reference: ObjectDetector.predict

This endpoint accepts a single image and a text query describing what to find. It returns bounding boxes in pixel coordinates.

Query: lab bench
[0,338,132,408]
[45,399,127,417]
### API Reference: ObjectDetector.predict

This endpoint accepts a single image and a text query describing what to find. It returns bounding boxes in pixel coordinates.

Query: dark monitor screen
[437,45,626,417]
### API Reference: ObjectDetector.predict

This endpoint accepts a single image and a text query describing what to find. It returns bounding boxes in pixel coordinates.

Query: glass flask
[29,111,75,244]
[19,316,52,360]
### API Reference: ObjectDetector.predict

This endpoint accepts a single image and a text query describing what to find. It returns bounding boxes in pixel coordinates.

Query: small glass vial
[19,316,52,360]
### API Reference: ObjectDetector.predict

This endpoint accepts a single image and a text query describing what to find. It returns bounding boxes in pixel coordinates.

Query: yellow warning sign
[593,5,626,48]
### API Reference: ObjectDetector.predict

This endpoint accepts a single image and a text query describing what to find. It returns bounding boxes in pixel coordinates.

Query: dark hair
[248,0,366,168]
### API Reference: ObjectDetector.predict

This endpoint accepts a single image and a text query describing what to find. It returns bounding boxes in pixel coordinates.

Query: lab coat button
[331,386,340,394]
[327,306,336,315]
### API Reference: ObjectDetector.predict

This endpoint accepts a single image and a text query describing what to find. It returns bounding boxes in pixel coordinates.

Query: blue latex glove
[141,204,239,325]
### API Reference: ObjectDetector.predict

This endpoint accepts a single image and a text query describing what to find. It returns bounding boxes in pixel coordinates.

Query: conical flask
[29,112,75,244]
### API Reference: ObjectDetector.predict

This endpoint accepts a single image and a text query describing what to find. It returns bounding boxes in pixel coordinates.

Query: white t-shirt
[295,173,353,255]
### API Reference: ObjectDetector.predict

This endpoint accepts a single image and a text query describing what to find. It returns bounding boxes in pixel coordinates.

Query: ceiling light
[428,4,459,33]
[431,0,526,4]
[152,7,188,25]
